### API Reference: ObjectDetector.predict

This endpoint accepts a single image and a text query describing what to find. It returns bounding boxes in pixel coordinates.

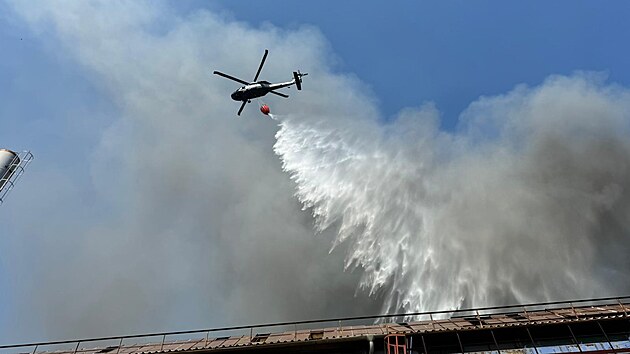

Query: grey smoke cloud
[3,0,630,345]
[3,0,378,342]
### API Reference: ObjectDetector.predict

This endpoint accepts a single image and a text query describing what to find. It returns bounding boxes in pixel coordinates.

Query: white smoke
[3,1,380,342]
[4,0,630,343]
[274,73,630,313]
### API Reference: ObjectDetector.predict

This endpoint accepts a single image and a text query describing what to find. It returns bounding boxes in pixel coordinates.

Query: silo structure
[0,149,20,192]
[0,149,33,205]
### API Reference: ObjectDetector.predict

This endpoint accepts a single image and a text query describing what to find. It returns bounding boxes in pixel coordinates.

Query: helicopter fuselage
[230,80,295,102]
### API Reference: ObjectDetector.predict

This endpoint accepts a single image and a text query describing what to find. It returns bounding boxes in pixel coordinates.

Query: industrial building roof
[2,296,629,354]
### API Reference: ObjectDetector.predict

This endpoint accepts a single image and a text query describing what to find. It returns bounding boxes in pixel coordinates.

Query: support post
[596,321,614,351]
[525,327,540,354]
[421,335,428,354]
[72,342,80,354]
[566,324,583,352]
[490,329,501,354]
[455,332,465,353]
[116,338,123,354]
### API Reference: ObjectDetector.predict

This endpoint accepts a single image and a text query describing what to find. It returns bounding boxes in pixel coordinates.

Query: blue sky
[3,1,630,131]
[1,0,630,344]
[185,1,630,127]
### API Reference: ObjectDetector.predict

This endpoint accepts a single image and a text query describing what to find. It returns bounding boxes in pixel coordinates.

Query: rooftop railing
[1,295,629,354]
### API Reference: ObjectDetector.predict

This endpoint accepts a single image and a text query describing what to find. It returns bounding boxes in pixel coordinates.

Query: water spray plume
[274,74,630,314]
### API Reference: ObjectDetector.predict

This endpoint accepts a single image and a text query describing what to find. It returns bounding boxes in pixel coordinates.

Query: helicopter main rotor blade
[253,49,269,82]
[213,71,250,86]
[237,101,248,116]
[269,90,289,98]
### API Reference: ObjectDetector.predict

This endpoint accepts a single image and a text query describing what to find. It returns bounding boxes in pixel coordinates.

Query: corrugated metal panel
[216,337,240,348]
[528,313,563,321]
[206,338,229,349]
[292,331,310,342]
[449,319,472,328]
[384,324,413,333]
[261,332,289,344]
[407,322,435,332]
[136,343,164,353]
[232,337,250,347]
[119,344,147,354]
[433,319,459,331]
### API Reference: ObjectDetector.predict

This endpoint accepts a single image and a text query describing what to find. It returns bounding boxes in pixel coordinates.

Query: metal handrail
[1,295,629,350]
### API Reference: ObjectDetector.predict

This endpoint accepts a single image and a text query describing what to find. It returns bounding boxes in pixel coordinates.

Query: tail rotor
[293,71,308,90]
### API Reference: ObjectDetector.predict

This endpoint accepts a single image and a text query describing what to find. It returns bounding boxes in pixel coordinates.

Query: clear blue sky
[1,0,630,343]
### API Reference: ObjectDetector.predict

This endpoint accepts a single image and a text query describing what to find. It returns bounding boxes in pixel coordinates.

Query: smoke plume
[2,1,379,342]
[3,0,630,344]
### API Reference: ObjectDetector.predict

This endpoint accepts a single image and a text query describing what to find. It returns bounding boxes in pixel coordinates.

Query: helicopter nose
[230,91,239,100]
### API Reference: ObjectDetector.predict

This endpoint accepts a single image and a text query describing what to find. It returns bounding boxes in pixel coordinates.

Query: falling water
[273,74,630,314]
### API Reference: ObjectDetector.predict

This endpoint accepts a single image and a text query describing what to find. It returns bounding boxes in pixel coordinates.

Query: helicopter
[213,49,307,116]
